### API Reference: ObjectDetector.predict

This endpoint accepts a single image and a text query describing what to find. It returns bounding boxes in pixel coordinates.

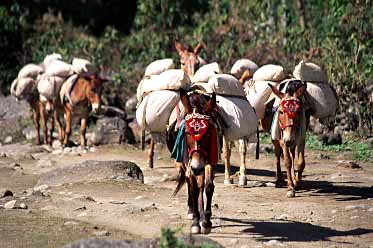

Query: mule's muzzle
[91,103,100,114]
[190,152,205,171]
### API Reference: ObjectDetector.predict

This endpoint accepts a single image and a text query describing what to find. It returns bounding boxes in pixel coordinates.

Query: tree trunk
[296,0,306,29]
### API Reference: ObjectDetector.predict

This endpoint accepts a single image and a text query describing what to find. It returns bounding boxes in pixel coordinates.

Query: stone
[89,117,130,145]
[22,127,37,140]
[4,200,17,209]
[276,214,289,220]
[64,221,78,226]
[4,136,13,144]
[93,230,110,236]
[345,205,365,211]
[230,239,239,245]
[265,240,283,246]
[33,184,49,194]
[367,207,373,212]
[41,205,57,211]
[0,189,13,198]
[52,149,62,155]
[63,147,72,153]
[89,147,97,153]
[331,209,337,214]
[265,182,276,187]
[108,200,126,205]
[52,140,62,149]
[19,203,28,209]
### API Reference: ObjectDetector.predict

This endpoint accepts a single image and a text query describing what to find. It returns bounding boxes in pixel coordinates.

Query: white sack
[18,64,44,79]
[136,90,180,133]
[217,95,258,141]
[72,58,95,74]
[246,80,278,119]
[305,82,337,124]
[138,69,190,98]
[144,58,174,77]
[43,53,62,68]
[37,75,65,100]
[191,62,221,84]
[45,60,74,78]
[208,74,245,97]
[11,77,35,99]
[59,74,79,104]
[293,60,328,83]
[231,59,259,79]
[253,64,284,82]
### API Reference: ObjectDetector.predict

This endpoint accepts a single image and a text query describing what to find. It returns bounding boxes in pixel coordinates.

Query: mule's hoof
[224,178,234,185]
[238,175,247,186]
[191,225,201,234]
[148,161,154,169]
[286,190,296,198]
[201,226,211,235]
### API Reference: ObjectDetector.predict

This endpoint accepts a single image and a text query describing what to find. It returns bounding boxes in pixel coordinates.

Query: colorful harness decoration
[185,112,210,142]
[279,97,301,129]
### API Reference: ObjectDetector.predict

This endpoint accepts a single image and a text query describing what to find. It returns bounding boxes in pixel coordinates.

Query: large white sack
[217,96,258,141]
[231,59,259,79]
[59,74,79,104]
[37,75,65,100]
[305,82,337,124]
[191,62,221,84]
[18,64,44,79]
[246,80,278,119]
[136,90,180,133]
[293,60,328,83]
[11,77,35,99]
[208,74,245,97]
[45,60,74,78]
[72,58,95,74]
[144,58,174,77]
[43,53,62,68]
[138,69,190,97]
[253,64,284,82]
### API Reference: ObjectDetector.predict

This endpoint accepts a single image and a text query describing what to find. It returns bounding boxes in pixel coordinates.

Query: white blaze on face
[190,152,205,170]
[91,103,99,113]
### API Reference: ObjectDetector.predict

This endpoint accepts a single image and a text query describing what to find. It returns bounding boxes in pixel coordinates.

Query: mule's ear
[268,83,285,99]
[210,92,216,108]
[193,42,204,55]
[175,41,186,57]
[180,88,191,114]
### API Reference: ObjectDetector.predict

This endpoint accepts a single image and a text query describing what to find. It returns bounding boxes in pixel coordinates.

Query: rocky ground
[0,139,372,248]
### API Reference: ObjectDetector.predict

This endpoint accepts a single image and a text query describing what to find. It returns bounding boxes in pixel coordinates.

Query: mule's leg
[273,140,284,187]
[196,173,206,234]
[147,138,155,168]
[32,106,41,145]
[47,113,54,145]
[39,103,48,145]
[295,141,306,189]
[188,177,200,234]
[54,110,64,143]
[202,164,214,234]
[80,117,87,147]
[63,109,72,147]
[283,145,296,197]
[223,136,233,185]
[238,139,247,186]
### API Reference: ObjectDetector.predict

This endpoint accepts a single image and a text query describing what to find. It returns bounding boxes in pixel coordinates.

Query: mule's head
[269,80,306,147]
[82,73,108,113]
[175,41,204,77]
[181,88,218,172]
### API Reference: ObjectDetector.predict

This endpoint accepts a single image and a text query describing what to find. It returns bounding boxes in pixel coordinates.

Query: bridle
[278,96,302,130]
[185,111,211,159]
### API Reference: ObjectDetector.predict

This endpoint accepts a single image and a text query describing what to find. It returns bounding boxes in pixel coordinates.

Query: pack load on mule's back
[72,58,96,74]
[243,64,284,120]
[11,63,44,100]
[136,59,191,133]
[144,58,175,77]
[293,60,337,124]
[191,62,221,84]
[231,59,259,79]
[196,74,258,141]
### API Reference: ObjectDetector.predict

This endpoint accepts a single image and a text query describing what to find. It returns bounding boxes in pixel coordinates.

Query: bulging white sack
[191,62,221,84]
[246,80,278,119]
[11,77,35,99]
[231,59,259,79]
[217,96,258,141]
[45,60,74,78]
[136,90,180,133]
[305,82,337,124]
[72,58,95,74]
[293,60,327,83]
[144,58,174,77]
[18,64,44,79]
[253,64,284,82]
[138,69,191,98]
[208,74,245,97]
[37,75,65,100]
[43,53,62,68]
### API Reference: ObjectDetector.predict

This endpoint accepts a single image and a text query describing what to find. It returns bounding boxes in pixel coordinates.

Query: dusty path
[0,142,372,247]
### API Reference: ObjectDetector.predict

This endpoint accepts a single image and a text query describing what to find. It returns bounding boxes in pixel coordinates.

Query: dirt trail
[0,143,372,247]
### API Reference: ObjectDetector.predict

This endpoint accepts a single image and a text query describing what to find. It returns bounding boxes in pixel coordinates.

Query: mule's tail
[173,164,186,197]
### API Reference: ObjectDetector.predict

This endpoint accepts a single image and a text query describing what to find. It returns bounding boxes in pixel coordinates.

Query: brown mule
[60,73,108,147]
[174,88,218,235]
[269,80,307,197]
[146,41,204,168]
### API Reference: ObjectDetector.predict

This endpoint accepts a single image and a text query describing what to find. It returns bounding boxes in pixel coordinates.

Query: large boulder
[90,117,135,145]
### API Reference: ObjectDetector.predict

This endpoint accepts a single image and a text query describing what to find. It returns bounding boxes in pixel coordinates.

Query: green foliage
[306,134,372,161]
